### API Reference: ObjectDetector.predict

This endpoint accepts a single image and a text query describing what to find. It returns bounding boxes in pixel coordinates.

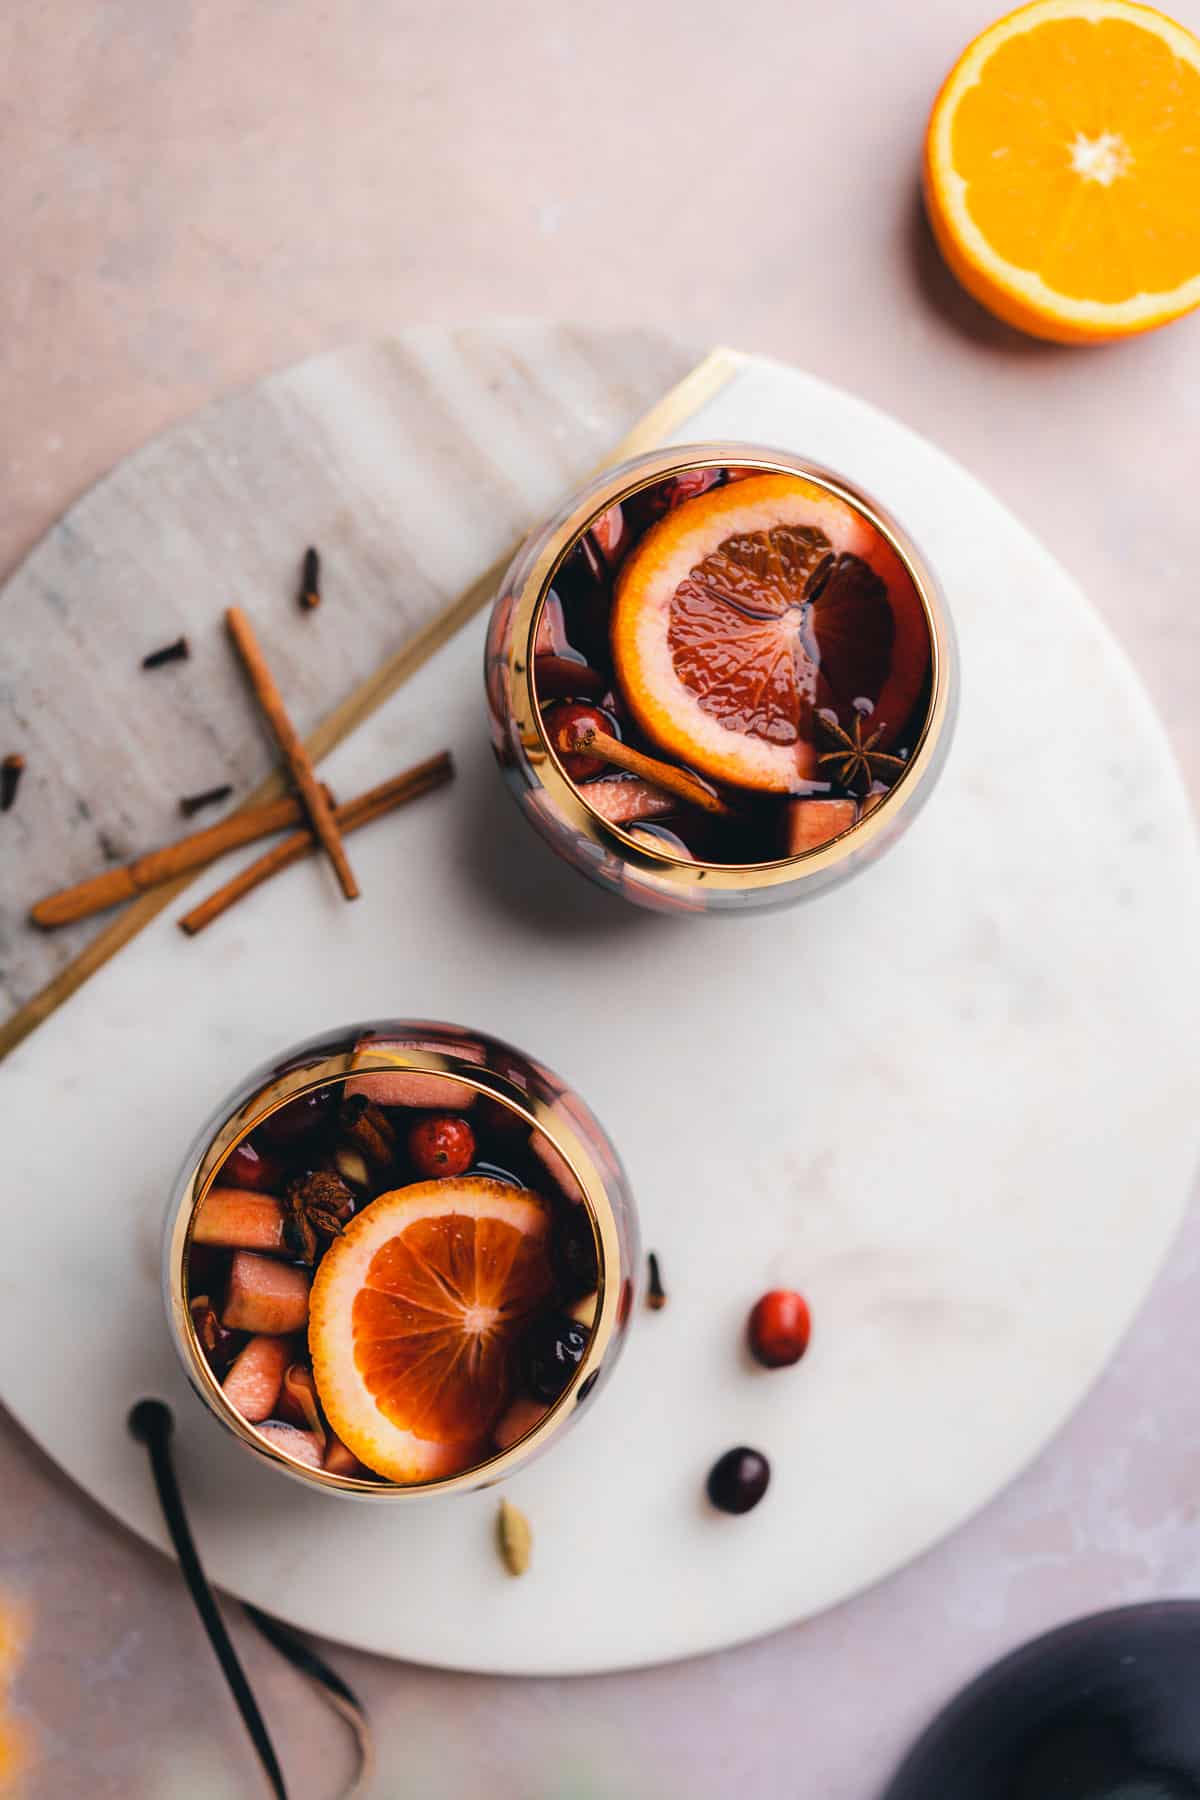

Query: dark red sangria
[486,445,956,912]
[165,1023,637,1494]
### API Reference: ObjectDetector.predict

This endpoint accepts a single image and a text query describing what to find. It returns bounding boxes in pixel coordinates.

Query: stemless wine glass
[485,442,958,914]
[164,1021,637,1498]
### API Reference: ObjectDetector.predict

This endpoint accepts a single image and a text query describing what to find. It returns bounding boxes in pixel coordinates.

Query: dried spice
[339,1094,396,1171]
[816,707,907,796]
[142,636,190,669]
[647,1251,668,1311]
[299,546,321,611]
[284,1170,354,1264]
[497,1498,532,1577]
[179,783,233,818]
[1,753,25,813]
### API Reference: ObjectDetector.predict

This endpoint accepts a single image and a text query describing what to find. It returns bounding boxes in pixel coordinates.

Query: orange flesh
[668,531,896,746]
[352,1211,552,1442]
[952,17,1200,304]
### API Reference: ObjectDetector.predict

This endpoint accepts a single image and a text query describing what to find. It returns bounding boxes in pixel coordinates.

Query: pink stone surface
[3,1,1199,1794]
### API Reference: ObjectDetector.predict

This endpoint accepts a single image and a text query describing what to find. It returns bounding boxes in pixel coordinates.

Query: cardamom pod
[497,1498,532,1577]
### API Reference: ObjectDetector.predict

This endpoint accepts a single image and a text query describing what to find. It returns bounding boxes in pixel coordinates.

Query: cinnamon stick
[178,752,454,936]
[562,724,733,818]
[30,787,335,929]
[225,606,359,901]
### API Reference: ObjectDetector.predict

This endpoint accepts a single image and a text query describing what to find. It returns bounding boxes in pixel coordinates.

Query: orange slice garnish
[610,474,930,794]
[309,1178,552,1483]
[924,1,1200,343]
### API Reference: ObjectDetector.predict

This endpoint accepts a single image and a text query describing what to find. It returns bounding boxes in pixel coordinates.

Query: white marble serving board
[1,350,1197,1676]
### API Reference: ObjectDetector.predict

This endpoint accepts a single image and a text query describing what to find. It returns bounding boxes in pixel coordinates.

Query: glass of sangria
[486,444,957,913]
[163,1021,637,1495]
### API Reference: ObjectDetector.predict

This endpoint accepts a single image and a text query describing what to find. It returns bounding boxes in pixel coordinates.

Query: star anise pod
[816,708,907,795]
[284,1170,354,1264]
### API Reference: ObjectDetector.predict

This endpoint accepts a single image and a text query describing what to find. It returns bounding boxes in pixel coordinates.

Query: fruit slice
[530,1128,586,1207]
[924,0,1200,343]
[323,1432,368,1478]
[782,797,859,856]
[193,1187,285,1252]
[222,1335,289,1423]
[493,1393,551,1452]
[583,776,676,825]
[309,1178,553,1483]
[611,475,929,793]
[344,1035,484,1110]
[255,1421,324,1469]
[222,1252,311,1336]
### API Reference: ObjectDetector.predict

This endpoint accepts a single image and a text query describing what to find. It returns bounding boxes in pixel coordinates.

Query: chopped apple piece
[583,777,675,825]
[255,1421,323,1469]
[627,823,695,860]
[323,1433,368,1478]
[344,1035,484,1110]
[782,797,858,856]
[222,1335,289,1423]
[193,1187,285,1253]
[493,1394,551,1452]
[861,788,887,817]
[530,1128,586,1206]
[222,1252,310,1335]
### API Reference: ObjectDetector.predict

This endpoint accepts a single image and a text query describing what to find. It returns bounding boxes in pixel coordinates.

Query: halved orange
[924,1,1200,343]
[309,1178,552,1483]
[610,474,930,794]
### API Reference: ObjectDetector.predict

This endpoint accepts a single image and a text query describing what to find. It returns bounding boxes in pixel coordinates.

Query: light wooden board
[0,324,708,1039]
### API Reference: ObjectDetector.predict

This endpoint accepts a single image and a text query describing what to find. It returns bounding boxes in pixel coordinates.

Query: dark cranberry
[408,1115,476,1179]
[551,1208,600,1299]
[256,1087,333,1146]
[521,1313,589,1402]
[706,1448,770,1515]
[544,701,618,781]
[218,1137,285,1192]
[747,1290,811,1368]
[186,1244,227,1297]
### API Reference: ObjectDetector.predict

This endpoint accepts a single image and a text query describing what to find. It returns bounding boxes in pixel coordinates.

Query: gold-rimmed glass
[485,442,958,913]
[163,1020,638,1498]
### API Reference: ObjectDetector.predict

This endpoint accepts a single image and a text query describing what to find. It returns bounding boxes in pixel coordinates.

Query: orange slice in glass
[610,474,930,794]
[309,1178,553,1483]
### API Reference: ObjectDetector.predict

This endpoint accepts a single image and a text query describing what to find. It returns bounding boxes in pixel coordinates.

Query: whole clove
[299,546,321,611]
[1,753,25,813]
[647,1251,667,1311]
[142,636,190,670]
[179,783,234,818]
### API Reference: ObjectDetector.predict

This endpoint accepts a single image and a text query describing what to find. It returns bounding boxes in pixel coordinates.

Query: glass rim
[165,1022,625,1500]
[505,441,957,895]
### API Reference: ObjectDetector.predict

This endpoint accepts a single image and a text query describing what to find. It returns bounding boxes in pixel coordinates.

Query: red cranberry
[256,1087,333,1146]
[218,1137,285,1192]
[544,701,617,781]
[408,1115,476,1179]
[747,1290,811,1368]
[707,1447,770,1514]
